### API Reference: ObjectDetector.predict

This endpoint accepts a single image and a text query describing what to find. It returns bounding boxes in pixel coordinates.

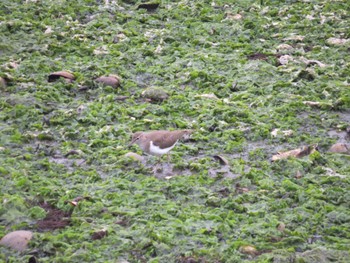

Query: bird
[128,130,193,162]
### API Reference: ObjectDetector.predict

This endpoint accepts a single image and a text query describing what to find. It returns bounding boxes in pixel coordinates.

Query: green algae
[1,0,350,262]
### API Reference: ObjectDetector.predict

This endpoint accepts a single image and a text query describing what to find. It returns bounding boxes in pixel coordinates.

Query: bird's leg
[152,156,163,173]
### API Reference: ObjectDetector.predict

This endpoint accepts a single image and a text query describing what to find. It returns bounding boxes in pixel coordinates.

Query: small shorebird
[129,130,193,162]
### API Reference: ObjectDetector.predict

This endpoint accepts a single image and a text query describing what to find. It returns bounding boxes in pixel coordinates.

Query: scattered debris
[0,77,7,89]
[284,35,305,42]
[114,217,130,227]
[323,167,346,178]
[195,93,219,100]
[217,187,231,197]
[64,149,83,157]
[239,245,259,256]
[295,68,316,81]
[93,45,109,55]
[303,100,334,109]
[42,116,50,126]
[154,44,163,54]
[307,235,323,244]
[277,44,293,50]
[28,256,38,263]
[225,12,243,20]
[78,85,89,91]
[295,170,303,179]
[271,145,317,161]
[327,37,349,46]
[115,96,129,101]
[65,196,92,206]
[230,81,238,91]
[113,33,127,43]
[6,61,19,69]
[247,53,268,60]
[277,222,286,232]
[271,129,293,138]
[137,2,159,11]
[213,155,229,165]
[300,57,327,68]
[48,71,75,83]
[0,230,33,251]
[77,104,87,114]
[91,229,108,240]
[278,55,294,65]
[44,26,53,34]
[303,101,321,107]
[236,184,249,193]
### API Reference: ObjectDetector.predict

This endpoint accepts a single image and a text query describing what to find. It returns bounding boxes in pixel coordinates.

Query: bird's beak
[128,138,137,147]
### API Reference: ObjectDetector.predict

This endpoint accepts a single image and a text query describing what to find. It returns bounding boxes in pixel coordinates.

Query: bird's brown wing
[152,131,185,149]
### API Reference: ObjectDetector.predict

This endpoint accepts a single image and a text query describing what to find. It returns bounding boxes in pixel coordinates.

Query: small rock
[328,143,349,154]
[91,229,108,240]
[137,2,159,11]
[0,230,33,251]
[48,71,75,83]
[95,75,121,88]
[141,87,169,102]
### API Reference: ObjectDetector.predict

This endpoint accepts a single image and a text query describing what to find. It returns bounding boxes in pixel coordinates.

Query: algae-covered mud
[1,0,350,262]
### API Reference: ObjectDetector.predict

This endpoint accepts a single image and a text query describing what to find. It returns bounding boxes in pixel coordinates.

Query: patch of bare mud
[49,156,86,171]
[327,129,349,143]
[36,202,71,231]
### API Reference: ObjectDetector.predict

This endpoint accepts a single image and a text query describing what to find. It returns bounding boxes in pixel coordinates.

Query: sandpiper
[129,130,193,161]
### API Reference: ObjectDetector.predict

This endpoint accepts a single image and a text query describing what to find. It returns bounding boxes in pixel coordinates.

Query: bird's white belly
[149,140,177,155]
